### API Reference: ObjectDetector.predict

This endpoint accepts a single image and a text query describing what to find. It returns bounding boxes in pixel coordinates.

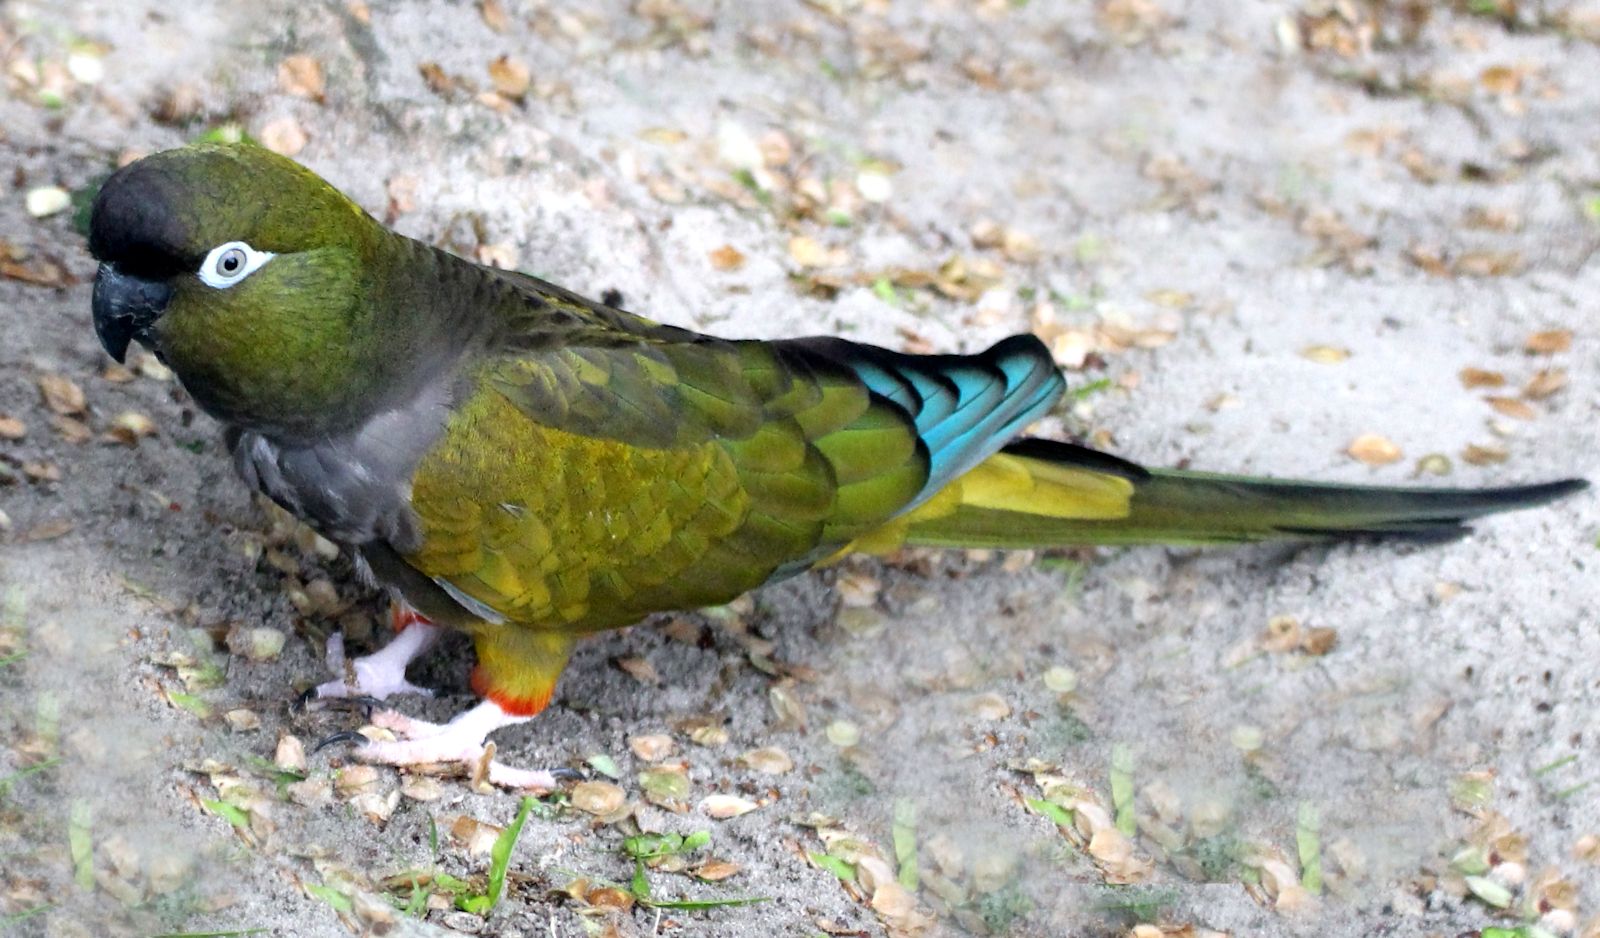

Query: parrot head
[88,143,385,436]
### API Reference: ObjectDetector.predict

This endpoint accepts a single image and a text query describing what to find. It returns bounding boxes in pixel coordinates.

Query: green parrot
[87,143,1586,789]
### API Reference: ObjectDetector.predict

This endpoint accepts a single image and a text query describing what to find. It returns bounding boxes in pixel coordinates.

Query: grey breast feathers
[227,380,457,550]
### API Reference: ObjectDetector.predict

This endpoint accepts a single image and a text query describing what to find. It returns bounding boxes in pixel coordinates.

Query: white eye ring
[198,241,274,289]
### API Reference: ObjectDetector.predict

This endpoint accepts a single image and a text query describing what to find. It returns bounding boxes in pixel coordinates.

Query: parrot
[86,143,1587,789]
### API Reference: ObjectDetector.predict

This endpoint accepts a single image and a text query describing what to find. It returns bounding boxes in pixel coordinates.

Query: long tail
[869,438,1588,550]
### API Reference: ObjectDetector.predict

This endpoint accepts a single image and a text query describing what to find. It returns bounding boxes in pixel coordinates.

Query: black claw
[548,766,586,784]
[342,695,383,721]
[295,690,383,720]
[312,731,371,755]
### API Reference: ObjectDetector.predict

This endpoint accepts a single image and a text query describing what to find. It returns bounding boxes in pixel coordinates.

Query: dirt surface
[3,1,1598,936]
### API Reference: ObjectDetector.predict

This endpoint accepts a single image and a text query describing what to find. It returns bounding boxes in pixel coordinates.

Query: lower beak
[92,264,172,363]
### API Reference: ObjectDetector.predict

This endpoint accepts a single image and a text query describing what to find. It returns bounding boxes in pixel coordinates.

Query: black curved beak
[92,264,172,363]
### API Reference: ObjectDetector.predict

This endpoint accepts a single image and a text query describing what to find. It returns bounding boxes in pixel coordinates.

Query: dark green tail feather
[901,437,1588,548]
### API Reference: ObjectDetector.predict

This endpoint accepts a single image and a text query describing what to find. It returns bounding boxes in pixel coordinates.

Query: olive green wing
[398,336,929,629]
[398,258,1063,630]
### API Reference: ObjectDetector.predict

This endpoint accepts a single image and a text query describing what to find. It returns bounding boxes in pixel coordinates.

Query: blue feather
[785,334,1065,511]
[869,337,1063,504]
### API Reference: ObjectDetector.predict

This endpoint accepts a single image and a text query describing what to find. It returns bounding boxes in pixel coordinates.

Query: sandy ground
[3,1,1599,936]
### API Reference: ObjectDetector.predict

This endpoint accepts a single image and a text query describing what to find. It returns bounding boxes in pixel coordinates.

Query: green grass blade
[479,795,533,914]
[892,799,919,890]
[1295,802,1322,894]
[69,800,93,889]
[304,883,352,913]
[1110,744,1135,837]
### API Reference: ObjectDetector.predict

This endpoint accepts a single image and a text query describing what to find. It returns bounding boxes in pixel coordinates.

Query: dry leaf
[25,186,71,218]
[1098,0,1168,44]
[52,416,90,444]
[1459,367,1506,389]
[1463,206,1521,232]
[758,130,792,167]
[1261,615,1301,653]
[1146,288,1193,309]
[1405,245,1449,276]
[1455,250,1522,277]
[788,236,843,269]
[1462,443,1509,466]
[137,355,173,382]
[386,174,420,217]
[335,765,382,798]
[768,681,807,730]
[967,692,1011,721]
[21,519,74,542]
[1,255,71,287]
[418,62,457,96]
[629,734,675,762]
[275,736,308,773]
[1574,834,1600,863]
[658,617,702,644]
[571,781,626,815]
[868,879,923,926]
[1347,434,1402,465]
[277,55,326,102]
[689,724,728,747]
[0,415,25,440]
[37,374,86,415]
[1525,330,1572,354]
[856,170,893,204]
[645,175,686,204]
[1523,369,1567,400]
[1002,229,1039,263]
[836,571,880,608]
[475,243,519,270]
[1485,397,1535,420]
[1343,126,1399,157]
[107,411,157,444]
[449,815,504,856]
[639,765,691,811]
[1400,148,1444,184]
[584,885,635,911]
[1415,453,1452,477]
[825,720,860,747]
[700,794,759,819]
[1301,345,1350,364]
[1301,627,1338,656]
[100,363,135,383]
[740,746,794,775]
[479,0,511,32]
[1479,65,1522,95]
[709,245,745,271]
[640,126,687,145]
[259,116,308,157]
[614,656,660,685]
[487,56,530,99]
[970,219,1004,249]
[693,859,741,881]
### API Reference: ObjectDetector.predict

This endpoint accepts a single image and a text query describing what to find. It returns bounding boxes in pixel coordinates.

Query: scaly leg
[306,603,442,704]
[321,627,577,792]
[353,700,567,791]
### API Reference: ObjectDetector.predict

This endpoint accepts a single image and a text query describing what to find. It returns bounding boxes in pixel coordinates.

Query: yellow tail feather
[847,438,1585,553]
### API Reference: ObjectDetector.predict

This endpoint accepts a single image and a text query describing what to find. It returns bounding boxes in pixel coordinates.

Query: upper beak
[92,264,172,363]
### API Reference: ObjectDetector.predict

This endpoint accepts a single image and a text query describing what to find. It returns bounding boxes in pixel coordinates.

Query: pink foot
[354,700,567,792]
[308,610,441,704]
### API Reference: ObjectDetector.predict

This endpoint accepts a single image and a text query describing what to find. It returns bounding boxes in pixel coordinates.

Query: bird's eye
[198,241,274,289]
